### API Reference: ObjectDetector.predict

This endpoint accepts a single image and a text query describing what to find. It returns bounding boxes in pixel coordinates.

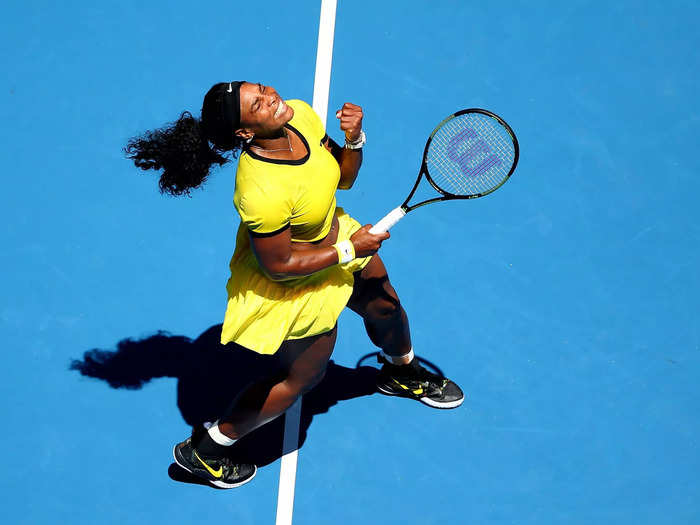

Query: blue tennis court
[2,1,699,523]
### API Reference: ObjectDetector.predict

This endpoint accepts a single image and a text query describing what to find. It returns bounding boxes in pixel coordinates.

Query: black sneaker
[173,437,257,489]
[376,356,465,409]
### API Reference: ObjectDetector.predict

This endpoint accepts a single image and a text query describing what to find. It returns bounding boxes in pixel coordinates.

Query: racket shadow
[355,351,446,378]
[70,324,380,478]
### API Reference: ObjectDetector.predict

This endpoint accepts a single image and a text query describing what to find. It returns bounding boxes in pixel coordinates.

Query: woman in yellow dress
[126,80,463,488]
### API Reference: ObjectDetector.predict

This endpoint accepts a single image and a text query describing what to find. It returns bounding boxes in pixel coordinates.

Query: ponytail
[125,112,228,195]
[125,82,248,196]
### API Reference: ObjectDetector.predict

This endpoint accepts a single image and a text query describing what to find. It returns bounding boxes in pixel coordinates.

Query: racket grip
[369,207,406,234]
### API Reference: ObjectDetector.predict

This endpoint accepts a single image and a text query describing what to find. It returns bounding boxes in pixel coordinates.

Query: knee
[366,296,401,321]
[302,367,327,394]
[287,364,328,397]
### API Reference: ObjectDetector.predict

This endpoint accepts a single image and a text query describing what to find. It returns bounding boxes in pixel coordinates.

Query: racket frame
[369,108,519,234]
[400,108,520,213]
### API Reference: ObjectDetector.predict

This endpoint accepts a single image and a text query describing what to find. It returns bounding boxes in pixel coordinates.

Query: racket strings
[426,113,515,196]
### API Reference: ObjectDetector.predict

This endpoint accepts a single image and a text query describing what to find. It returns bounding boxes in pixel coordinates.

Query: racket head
[420,108,519,201]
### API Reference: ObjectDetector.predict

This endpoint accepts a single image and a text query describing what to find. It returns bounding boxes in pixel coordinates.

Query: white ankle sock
[381,347,414,365]
[207,421,237,446]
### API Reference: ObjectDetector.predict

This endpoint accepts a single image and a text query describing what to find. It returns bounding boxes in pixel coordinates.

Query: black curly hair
[125,82,246,196]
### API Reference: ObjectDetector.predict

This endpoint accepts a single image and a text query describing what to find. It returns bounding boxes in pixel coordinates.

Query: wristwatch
[345,130,366,150]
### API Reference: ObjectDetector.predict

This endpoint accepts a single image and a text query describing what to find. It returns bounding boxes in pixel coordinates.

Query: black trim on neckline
[244,124,310,166]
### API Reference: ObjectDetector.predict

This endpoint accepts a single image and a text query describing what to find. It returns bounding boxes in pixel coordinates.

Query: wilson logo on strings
[446,127,502,178]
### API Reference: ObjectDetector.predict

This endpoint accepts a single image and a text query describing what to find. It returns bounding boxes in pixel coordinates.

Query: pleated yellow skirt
[220,207,371,354]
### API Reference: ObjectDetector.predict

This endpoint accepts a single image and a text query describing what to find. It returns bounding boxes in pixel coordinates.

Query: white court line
[274,2,337,525]
[311,0,337,125]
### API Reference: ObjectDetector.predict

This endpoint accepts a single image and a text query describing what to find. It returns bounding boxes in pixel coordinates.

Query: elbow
[337,176,355,190]
[267,272,293,282]
[261,260,294,282]
[262,266,290,282]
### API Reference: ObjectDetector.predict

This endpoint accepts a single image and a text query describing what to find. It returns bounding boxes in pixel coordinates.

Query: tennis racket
[369,108,519,234]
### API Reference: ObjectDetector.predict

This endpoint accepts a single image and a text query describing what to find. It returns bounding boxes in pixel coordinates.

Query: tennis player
[126,81,464,488]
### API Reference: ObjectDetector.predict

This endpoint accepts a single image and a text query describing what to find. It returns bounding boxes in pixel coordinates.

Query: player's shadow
[70,324,376,485]
[70,323,447,487]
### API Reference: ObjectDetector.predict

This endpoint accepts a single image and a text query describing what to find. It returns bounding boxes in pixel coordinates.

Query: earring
[245,135,254,144]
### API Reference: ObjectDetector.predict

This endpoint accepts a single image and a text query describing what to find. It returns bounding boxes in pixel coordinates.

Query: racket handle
[369,207,406,234]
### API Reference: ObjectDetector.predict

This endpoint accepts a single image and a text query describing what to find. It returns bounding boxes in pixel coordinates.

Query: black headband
[221,81,244,132]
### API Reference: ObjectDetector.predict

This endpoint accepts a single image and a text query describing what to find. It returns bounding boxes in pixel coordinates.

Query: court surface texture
[1,1,699,523]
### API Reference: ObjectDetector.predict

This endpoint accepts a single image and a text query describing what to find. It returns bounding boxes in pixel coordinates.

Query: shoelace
[412,363,446,385]
[220,458,240,477]
[378,355,448,392]
[396,364,447,393]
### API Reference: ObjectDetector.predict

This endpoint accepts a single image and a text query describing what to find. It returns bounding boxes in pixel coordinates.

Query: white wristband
[333,240,355,264]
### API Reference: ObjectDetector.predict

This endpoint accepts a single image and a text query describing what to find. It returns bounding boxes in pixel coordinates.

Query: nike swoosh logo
[392,378,423,395]
[193,450,223,478]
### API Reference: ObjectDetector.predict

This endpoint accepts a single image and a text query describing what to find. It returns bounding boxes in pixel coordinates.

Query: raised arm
[326,102,365,190]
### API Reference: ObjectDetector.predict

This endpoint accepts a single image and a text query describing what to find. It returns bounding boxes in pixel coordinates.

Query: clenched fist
[335,103,363,142]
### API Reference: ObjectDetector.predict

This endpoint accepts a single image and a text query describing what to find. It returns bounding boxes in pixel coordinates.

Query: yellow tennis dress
[220,99,371,354]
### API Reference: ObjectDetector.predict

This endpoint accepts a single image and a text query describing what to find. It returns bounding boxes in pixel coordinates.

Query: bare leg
[346,255,465,409]
[216,326,337,439]
[346,255,412,362]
